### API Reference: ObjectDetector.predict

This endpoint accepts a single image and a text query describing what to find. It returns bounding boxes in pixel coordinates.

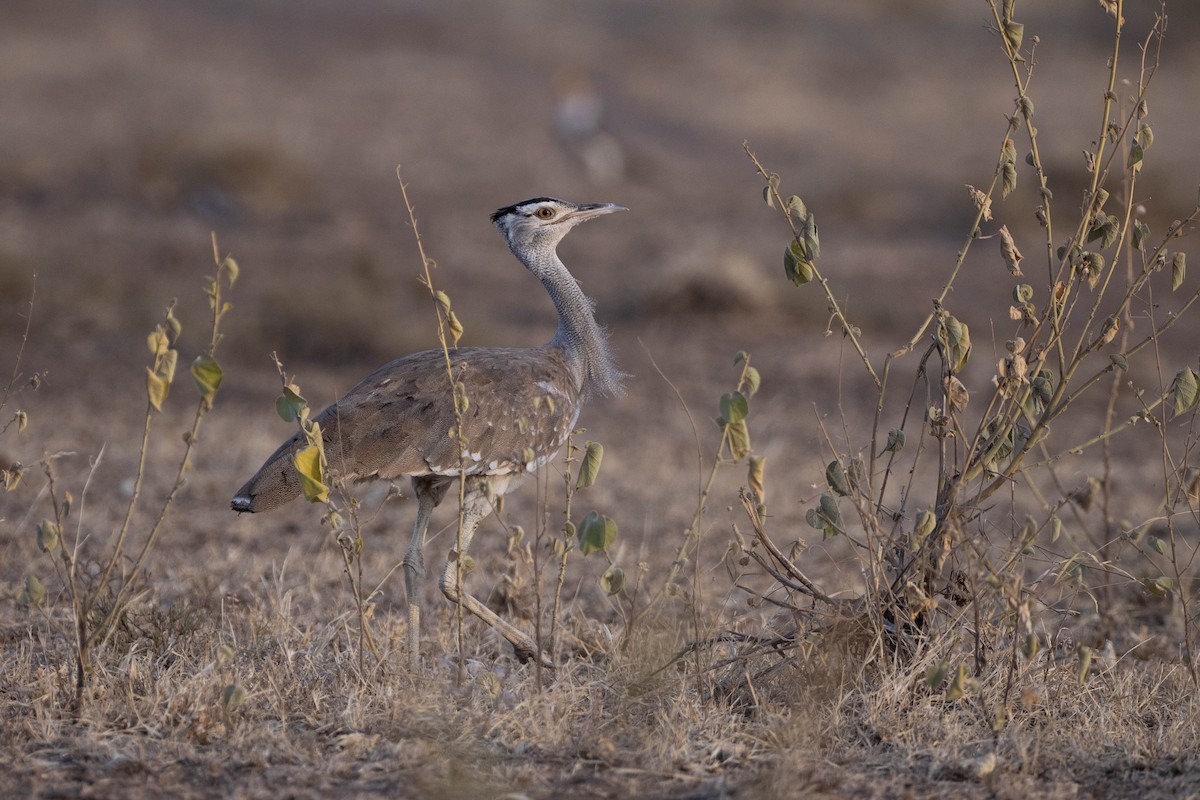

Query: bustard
[230,197,626,670]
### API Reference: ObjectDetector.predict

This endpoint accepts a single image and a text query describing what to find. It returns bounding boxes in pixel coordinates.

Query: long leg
[404,475,451,672]
[439,476,554,669]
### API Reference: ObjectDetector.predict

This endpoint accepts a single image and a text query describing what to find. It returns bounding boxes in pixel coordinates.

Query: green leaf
[1171,367,1199,418]
[294,444,329,504]
[433,289,452,316]
[743,366,761,398]
[727,419,751,460]
[1132,221,1150,251]
[17,574,45,609]
[826,460,851,497]
[146,367,168,412]
[36,519,60,552]
[885,428,905,453]
[1136,123,1154,151]
[276,385,308,423]
[721,392,749,424]
[576,441,604,489]
[785,194,806,219]
[600,565,625,595]
[191,355,223,405]
[222,683,246,711]
[1000,139,1018,198]
[784,240,814,286]
[937,314,972,373]
[1128,141,1144,173]
[1172,252,1186,292]
[803,212,820,259]
[819,493,841,539]
[578,510,617,555]
[1148,535,1166,556]
[926,662,950,691]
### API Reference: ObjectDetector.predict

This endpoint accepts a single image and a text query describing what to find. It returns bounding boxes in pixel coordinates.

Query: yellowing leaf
[747,455,766,507]
[294,444,329,504]
[784,240,814,285]
[191,355,223,405]
[447,310,464,346]
[222,256,240,286]
[146,367,168,411]
[727,419,751,460]
[147,326,169,358]
[600,565,625,595]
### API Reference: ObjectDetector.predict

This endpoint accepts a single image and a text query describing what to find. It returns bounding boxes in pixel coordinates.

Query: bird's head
[491,197,626,254]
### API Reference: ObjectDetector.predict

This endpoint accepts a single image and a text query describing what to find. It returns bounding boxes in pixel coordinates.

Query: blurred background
[2,0,1199,572]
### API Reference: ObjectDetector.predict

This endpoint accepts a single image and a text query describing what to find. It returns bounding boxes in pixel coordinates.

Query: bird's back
[232,344,583,513]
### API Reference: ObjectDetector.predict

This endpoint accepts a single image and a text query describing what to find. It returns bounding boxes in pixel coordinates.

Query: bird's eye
[536,206,555,220]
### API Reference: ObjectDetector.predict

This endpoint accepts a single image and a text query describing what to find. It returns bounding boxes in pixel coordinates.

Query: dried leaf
[1172,252,1186,292]
[944,375,970,412]
[999,225,1023,276]
[966,185,993,221]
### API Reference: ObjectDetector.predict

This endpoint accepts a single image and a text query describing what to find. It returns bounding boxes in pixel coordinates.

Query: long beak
[569,202,628,221]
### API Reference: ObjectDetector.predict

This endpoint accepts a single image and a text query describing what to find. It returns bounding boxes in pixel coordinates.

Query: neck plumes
[521,247,623,399]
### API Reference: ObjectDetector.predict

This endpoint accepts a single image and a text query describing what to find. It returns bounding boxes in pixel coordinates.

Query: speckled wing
[231,344,581,512]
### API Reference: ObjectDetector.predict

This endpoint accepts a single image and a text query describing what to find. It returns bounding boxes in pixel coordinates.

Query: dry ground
[3,1,1200,797]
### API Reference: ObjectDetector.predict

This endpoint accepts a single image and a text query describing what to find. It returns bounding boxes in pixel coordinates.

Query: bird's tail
[230,430,307,513]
